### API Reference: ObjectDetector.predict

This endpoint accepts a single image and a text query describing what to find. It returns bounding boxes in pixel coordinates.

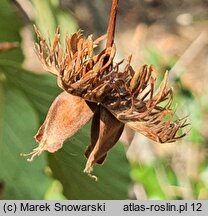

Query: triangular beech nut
[84,105,124,173]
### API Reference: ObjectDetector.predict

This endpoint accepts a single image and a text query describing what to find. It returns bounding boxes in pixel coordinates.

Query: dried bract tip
[83,167,98,181]
[20,145,46,162]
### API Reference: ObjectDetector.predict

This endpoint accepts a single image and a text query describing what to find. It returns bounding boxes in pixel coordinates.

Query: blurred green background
[0,0,208,200]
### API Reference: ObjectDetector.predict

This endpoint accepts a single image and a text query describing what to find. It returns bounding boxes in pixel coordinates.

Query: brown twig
[0,42,18,52]
[106,0,119,48]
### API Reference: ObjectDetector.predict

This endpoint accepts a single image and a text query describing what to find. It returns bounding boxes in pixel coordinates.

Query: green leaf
[0,59,60,121]
[131,163,166,200]
[44,180,67,200]
[0,86,50,199]
[49,125,131,199]
[32,0,57,40]
[0,0,24,62]
[0,61,60,199]
[145,48,161,69]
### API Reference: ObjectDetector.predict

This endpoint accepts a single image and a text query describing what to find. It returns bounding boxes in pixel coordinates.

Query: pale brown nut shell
[22,92,96,161]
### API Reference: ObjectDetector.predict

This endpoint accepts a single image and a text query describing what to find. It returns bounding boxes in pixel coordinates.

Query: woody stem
[106,0,119,48]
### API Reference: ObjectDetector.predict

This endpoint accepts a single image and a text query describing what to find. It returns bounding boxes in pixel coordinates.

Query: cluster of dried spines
[34,27,189,144]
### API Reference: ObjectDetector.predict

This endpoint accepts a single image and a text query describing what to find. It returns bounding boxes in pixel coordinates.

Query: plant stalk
[106,0,119,48]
